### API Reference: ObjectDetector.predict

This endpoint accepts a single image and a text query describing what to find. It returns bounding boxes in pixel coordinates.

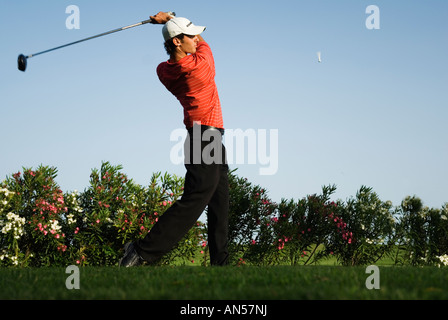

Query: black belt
[187,125,224,136]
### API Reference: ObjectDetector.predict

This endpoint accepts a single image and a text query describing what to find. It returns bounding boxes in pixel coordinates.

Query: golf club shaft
[26,12,175,59]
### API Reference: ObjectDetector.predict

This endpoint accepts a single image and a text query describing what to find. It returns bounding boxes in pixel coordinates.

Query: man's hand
[150,11,174,24]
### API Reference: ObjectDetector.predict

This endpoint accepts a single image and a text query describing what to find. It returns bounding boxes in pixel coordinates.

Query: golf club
[18,11,175,72]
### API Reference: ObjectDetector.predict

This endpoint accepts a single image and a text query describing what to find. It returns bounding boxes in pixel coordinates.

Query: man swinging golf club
[119,12,229,267]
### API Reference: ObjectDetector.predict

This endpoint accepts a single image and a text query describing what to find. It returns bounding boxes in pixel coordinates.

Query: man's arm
[149,11,174,24]
[196,34,205,43]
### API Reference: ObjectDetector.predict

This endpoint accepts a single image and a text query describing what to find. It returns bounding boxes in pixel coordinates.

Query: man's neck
[169,52,187,63]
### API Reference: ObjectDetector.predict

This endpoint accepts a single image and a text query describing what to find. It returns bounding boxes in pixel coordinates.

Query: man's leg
[207,162,229,266]
[134,163,221,264]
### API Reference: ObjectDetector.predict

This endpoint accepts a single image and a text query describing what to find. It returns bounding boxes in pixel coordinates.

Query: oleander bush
[0,162,204,267]
[333,186,397,266]
[393,196,448,266]
[227,173,448,267]
[1,163,447,267]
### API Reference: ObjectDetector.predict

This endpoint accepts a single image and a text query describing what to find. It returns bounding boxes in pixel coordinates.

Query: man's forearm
[197,34,205,42]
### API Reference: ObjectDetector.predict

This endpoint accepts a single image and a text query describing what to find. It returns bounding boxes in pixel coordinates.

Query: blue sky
[1,0,447,209]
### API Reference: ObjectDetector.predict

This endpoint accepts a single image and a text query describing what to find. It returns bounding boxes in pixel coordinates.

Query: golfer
[120,12,229,267]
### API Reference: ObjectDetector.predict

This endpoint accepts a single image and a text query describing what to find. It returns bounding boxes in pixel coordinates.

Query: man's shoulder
[197,41,211,52]
[157,61,168,71]
[156,61,171,76]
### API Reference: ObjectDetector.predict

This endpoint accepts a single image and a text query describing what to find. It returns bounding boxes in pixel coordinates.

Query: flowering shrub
[227,172,277,266]
[0,166,68,266]
[227,179,353,266]
[394,196,448,266]
[0,163,205,267]
[271,185,350,265]
[227,177,447,267]
[0,187,19,265]
[1,164,447,267]
[333,186,397,266]
[67,162,205,266]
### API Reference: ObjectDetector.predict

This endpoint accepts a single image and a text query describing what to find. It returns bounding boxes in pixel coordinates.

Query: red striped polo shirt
[156,41,224,130]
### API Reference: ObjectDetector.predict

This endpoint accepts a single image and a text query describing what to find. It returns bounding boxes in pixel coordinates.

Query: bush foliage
[1,163,447,267]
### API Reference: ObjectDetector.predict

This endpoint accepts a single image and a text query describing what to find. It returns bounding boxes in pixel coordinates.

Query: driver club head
[18,54,27,72]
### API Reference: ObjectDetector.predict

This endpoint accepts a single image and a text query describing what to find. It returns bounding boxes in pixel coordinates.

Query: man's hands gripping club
[150,11,175,24]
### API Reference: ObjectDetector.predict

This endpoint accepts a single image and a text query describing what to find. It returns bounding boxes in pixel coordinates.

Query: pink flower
[96,219,100,224]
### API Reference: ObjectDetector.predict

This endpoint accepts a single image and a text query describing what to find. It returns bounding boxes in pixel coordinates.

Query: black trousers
[135,128,229,266]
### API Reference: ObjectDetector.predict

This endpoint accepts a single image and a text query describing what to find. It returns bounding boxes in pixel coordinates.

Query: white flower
[1,212,25,241]
[67,214,76,225]
[437,254,448,267]
[0,187,14,197]
[49,219,61,232]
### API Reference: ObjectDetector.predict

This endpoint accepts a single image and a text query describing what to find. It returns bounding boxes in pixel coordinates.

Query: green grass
[1,265,447,300]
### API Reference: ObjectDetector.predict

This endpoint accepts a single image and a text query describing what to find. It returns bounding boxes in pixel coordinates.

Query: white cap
[162,17,206,41]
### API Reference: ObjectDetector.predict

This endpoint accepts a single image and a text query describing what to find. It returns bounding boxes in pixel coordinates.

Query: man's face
[178,34,198,55]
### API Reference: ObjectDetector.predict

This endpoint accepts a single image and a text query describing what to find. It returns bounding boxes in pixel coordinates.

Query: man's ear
[172,37,182,47]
